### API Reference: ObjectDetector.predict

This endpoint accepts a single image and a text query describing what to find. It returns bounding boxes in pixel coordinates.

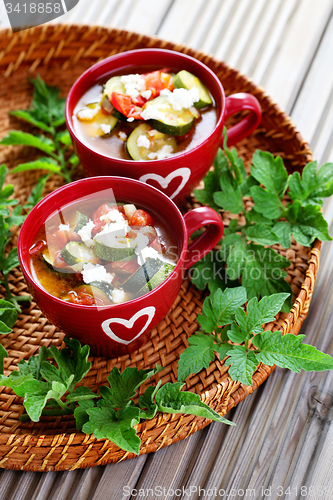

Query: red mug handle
[183,207,224,269]
[224,93,262,147]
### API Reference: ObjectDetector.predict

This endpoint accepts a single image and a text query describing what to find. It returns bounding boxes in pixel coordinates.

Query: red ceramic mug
[18,177,224,357]
[65,49,261,206]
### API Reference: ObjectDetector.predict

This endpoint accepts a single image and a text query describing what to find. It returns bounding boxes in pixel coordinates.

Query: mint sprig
[178,288,333,386]
[0,76,78,184]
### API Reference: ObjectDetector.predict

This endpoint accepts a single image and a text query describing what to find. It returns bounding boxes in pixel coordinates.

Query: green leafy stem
[0,76,79,184]
[192,132,333,313]
[177,287,333,386]
[0,338,234,455]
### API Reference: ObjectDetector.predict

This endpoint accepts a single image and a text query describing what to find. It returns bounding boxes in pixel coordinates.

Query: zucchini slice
[73,211,89,233]
[61,242,97,266]
[77,102,118,136]
[94,237,137,262]
[126,123,177,161]
[142,96,195,136]
[121,258,165,293]
[173,70,213,109]
[136,262,175,296]
[103,76,126,99]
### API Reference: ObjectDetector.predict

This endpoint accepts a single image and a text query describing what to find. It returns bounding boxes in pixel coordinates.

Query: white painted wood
[120,0,173,35]
[291,12,333,161]
[261,0,333,112]
[157,0,205,44]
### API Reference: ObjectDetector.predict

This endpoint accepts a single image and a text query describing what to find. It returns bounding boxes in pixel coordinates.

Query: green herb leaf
[245,223,280,246]
[251,150,288,198]
[99,365,161,409]
[48,338,91,390]
[2,248,19,275]
[10,109,52,133]
[226,346,258,385]
[155,382,235,425]
[242,293,290,336]
[214,171,244,214]
[138,381,161,419]
[288,161,333,207]
[177,333,215,382]
[74,399,96,430]
[30,75,66,127]
[253,331,333,372]
[83,405,141,455]
[10,157,61,174]
[0,299,17,330]
[225,240,292,312]
[197,287,247,333]
[189,250,238,293]
[56,130,72,146]
[0,344,7,374]
[250,185,284,219]
[66,386,97,403]
[0,131,55,155]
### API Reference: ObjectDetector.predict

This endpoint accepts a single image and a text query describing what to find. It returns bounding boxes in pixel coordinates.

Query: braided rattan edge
[0,24,319,471]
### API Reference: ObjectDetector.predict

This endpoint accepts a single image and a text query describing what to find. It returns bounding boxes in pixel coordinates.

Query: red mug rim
[18,176,189,311]
[65,48,225,166]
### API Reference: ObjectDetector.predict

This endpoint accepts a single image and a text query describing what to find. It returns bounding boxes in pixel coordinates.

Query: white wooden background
[0,1,333,499]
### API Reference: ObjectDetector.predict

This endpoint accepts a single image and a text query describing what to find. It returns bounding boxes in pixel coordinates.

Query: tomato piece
[29,240,46,256]
[67,289,106,306]
[144,70,174,96]
[111,92,133,116]
[130,209,154,227]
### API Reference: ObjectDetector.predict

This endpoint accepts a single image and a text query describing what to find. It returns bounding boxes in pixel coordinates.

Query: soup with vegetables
[29,198,178,306]
[73,68,217,161]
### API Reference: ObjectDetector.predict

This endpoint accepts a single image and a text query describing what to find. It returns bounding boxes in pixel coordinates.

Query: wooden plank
[128,426,210,499]
[291,12,333,161]
[122,0,174,35]
[90,454,147,500]
[157,0,205,44]
[261,0,333,112]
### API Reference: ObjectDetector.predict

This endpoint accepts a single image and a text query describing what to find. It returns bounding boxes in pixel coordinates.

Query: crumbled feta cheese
[77,220,95,247]
[136,134,150,149]
[111,288,126,304]
[148,145,173,160]
[59,223,70,231]
[140,106,166,121]
[96,221,129,242]
[136,246,160,266]
[100,209,126,224]
[141,89,152,99]
[120,74,146,101]
[134,233,149,252]
[77,107,99,120]
[118,131,127,141]
[148,129,159,136]
[81,263,114,284]
[127,117,135,122]
[123,204,137,221]
[100,123,111,134]
[163,87,200,111]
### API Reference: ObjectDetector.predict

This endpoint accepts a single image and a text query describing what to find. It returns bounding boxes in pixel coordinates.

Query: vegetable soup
[29,194,178,306]
[73,68,217,161]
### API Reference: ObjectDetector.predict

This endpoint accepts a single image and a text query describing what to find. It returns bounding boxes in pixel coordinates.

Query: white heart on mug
[139,167,191,200]
[101,306,156,345]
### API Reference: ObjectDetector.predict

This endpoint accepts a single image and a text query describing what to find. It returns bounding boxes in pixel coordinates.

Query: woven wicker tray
[0,25,320,472]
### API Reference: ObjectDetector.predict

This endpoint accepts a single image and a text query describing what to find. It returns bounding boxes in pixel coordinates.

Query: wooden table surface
[1,1,333,499]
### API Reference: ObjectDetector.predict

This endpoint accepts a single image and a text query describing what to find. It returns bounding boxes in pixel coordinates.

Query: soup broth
[73,67,218,161]
[29,194,178,306]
